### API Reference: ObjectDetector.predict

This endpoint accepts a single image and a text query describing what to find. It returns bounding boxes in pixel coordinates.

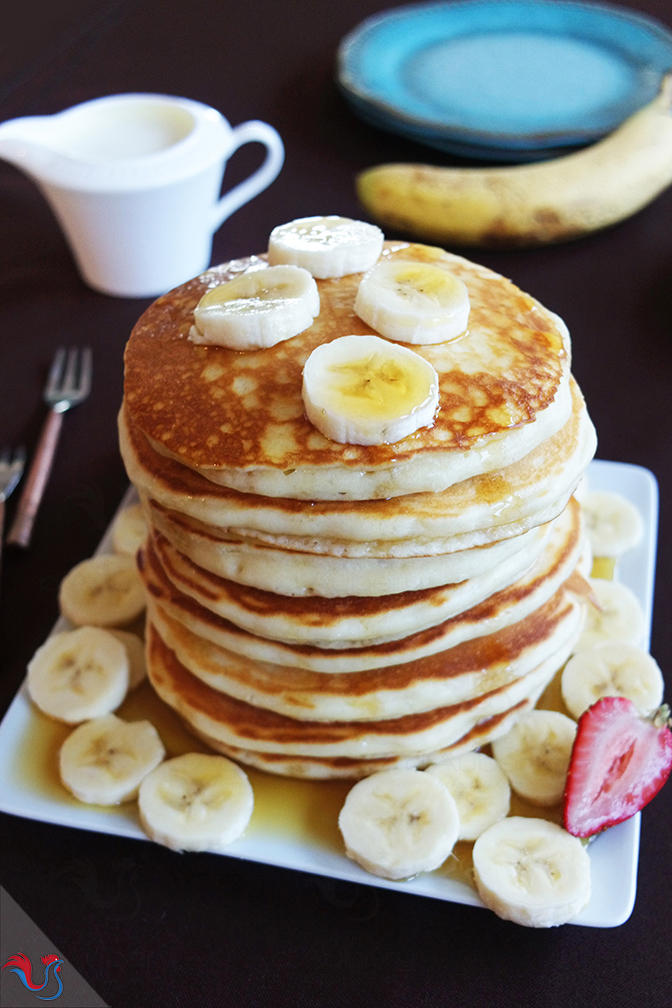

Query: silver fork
[0,446,26,577]
[7,347,93,548]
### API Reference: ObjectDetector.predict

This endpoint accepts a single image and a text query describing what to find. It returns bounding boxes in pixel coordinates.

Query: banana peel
[356,74,672,248]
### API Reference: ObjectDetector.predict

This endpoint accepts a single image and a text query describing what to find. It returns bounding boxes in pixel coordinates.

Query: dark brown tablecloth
[1,2,671,1005]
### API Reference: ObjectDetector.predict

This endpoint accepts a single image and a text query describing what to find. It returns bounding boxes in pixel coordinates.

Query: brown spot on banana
[356,74,672,249]
[482,211,588,248]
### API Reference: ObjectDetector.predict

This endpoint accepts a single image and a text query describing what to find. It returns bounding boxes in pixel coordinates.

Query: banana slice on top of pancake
[355,260,470,344]
[189,264,319,350]
[302,334,439,445]
[267,216,384,277]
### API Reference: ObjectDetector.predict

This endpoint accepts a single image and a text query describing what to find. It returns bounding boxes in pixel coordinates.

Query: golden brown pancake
[139,497,583,661]
[143,497,552,597]
[119,377,593,544]
[148,583,582,720]
[121,236,595,779]
[191,701,534,779]
[123,243,571,500]
[146,623,571,761]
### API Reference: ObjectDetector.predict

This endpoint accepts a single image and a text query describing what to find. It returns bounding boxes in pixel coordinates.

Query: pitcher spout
[0,116,56,174]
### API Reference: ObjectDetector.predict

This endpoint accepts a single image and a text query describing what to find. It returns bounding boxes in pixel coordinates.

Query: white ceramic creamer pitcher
[0,93,284,297]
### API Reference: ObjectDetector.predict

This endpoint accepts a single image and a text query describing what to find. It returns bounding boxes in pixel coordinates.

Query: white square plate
[0,459,658,927]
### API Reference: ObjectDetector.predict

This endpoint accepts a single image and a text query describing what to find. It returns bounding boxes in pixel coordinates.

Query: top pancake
[123,242,571,500]
[119,377,593,548]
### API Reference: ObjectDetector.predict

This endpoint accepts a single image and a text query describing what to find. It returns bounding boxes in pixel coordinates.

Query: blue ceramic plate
[337,0,672,159]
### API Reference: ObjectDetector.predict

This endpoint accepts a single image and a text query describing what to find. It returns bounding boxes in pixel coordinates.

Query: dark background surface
[1,1,671,1005]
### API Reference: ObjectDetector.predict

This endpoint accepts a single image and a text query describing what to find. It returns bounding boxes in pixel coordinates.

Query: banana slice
[338,768,460,880]
[138,752,254,852]
[581,490,644,557]
[561,641,664,719]
[473,817,591,928]
[354,260,470,344]
[267,216,384,278]
[59,713,165,804]
[302,334,439,445]
[59,554,146,628]
[188,264,319,350]
[491,710,577,806]
[575,577,646,652]
[112,502,148,557]
[107,629,146,690]
[27,626,129,723]
[425,752,511,841]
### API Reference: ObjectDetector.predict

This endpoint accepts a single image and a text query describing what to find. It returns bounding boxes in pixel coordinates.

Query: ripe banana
[338,767,460,879]
[59,553,146,628]
[189,264,319,350]
[302,334,439,445]
[138,752,254,852]
[472,817,591,928]
[356,75,672,248]
[425,752,510,841]
[561,640,664,720]
[268,216,383,277]
[354,260,470,343]
[59,713,165,804]
[491,709,577,806]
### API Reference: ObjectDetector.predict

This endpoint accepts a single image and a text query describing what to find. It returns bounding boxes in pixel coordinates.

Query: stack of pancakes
[120,240,596,779]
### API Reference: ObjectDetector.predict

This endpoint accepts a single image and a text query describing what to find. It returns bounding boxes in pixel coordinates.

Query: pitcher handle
[213,120,284,231]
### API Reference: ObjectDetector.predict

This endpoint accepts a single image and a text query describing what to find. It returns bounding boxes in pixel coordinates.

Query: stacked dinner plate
[119,236,596,778]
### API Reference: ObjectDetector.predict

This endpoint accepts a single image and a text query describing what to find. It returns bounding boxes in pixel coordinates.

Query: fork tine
[78,346,93,398]
[7,344,92,548]
[62,347,79,395]
[0,446,24,500]
[45,347,66,398]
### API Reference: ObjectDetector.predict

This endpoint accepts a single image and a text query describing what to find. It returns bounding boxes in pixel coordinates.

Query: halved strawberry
[563,696,672,838]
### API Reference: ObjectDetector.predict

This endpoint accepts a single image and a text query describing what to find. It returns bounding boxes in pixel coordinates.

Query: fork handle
[7,409,63,548]
[0,499,5,582]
